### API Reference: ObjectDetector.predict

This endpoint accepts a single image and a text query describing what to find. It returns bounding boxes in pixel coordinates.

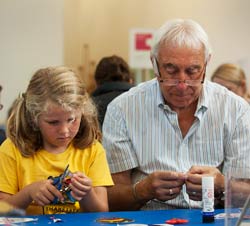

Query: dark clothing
[0,129,6,145]
[92,81,134,129]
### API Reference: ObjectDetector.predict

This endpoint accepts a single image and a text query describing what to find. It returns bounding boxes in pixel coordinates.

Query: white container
[202,176,214,223]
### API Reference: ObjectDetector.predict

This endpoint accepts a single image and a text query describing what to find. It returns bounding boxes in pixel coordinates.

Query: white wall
[64,0,250,91]
[1,0,250,124]
[0,0,64,124]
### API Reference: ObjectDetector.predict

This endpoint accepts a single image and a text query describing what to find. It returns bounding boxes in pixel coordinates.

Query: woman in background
[211,63,250,102]
[0,85,6,145]
[92,55,134,128]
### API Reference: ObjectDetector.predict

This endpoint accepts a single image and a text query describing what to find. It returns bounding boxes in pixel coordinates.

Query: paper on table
[0,217,38,225]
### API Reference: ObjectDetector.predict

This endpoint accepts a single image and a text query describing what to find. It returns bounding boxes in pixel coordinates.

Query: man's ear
[206,54,212,64]
[151,56,160,77]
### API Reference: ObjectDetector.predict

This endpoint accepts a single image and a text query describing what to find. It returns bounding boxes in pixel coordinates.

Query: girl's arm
[69,172,108,212]
[79,186,108,212]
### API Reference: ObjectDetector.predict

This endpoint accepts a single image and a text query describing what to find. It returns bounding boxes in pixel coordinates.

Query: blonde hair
[211,63,246,85]
[7,66,101,157]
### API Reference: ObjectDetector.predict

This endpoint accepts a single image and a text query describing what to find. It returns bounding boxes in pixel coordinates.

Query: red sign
[135,33,152,51]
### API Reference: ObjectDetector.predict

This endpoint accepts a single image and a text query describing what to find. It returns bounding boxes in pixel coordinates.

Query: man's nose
[175,71,188,89]
[176,81,188,90]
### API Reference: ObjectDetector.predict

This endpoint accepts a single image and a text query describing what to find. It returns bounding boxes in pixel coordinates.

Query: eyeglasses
[154,58,207,87]
[159,78,204,87]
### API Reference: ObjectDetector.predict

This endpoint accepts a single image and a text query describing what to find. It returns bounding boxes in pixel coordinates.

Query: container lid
[202,176,214,187]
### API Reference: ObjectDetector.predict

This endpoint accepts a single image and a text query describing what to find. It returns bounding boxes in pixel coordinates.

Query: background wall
[64,0,250,91]
[0,0,63,124]
[1,0,250,125]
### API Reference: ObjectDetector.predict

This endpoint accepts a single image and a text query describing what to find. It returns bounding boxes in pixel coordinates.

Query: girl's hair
[151,18,212,61]
[7,66,101,157]
[211,63,246,86]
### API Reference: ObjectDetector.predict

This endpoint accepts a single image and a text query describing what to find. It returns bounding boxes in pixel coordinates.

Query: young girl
[0,66,113,215]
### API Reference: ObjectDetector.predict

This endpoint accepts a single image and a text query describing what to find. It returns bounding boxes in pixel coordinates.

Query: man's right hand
[107,170,186,211]
[136,171,187,202]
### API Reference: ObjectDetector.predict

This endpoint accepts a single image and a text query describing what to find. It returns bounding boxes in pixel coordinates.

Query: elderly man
[103,19,250,211]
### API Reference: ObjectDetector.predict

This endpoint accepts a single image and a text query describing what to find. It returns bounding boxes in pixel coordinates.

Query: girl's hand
[69,172,92,201]
[28,179,63,206]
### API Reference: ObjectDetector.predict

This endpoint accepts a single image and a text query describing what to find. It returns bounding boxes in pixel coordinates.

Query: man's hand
[136,171,186,202]
[186,166,224,201]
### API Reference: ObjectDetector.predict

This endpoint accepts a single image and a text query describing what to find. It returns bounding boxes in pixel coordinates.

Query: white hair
[151,19,212,61]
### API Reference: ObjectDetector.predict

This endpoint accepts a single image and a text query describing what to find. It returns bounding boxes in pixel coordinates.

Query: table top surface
[2,208,236,226]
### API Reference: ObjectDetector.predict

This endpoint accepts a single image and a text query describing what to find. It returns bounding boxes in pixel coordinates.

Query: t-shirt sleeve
[102,103,138,173]
[88,141,114,187]
[0,139,19,194]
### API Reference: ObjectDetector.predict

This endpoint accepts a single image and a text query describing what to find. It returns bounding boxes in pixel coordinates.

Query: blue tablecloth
[19,208,229,226]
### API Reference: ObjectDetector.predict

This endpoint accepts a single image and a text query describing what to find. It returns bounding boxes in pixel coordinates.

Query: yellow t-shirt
[0,139,114,215]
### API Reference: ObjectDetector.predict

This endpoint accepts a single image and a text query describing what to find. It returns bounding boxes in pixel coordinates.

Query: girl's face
[37,103,81,153]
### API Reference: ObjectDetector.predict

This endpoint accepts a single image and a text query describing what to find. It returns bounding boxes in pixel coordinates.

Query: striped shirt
[102,78,250,210]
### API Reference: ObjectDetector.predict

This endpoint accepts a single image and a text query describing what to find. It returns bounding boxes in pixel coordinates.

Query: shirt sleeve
[223,104,250,177]
[102,102,138,173]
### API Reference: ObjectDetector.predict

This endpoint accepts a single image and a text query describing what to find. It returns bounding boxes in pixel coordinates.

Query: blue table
[20,209,229,226]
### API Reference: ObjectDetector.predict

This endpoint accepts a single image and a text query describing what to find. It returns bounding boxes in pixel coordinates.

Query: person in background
[0,96,19,146]
[0,66,113,215]
[0,85,6,145]
[0,130,5,144]
[92,55,134,128]
[211,63,250,102]
[102,18,250,211]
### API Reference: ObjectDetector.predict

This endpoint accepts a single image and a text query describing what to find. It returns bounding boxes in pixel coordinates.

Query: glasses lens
[185,80,203,86]
[160,79,203,86]
[159,79,176,86]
